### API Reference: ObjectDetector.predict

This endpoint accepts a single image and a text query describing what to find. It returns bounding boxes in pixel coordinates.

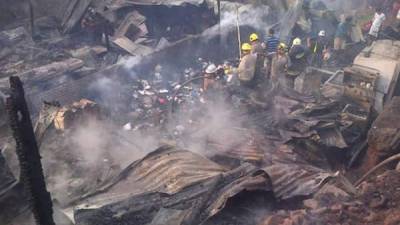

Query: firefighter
[288,38,309,73]
[249,33,266,85]
[309,30,330,67]
[203,64,218,92]
[238,43,258,88]
[271,43,289,88]
[249,33,264,55]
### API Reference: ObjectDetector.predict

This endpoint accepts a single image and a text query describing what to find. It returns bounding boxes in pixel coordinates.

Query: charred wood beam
[5,76,55,225]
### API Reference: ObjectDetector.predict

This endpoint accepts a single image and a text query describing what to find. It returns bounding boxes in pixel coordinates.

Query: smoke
[202,3,275,41]
[88,77,130,116]
[172,96,248,156]
[31,0,324,206]
[118,55,143,71]
[40,116,162,204]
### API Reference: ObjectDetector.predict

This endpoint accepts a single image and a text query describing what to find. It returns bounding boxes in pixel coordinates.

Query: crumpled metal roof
[73,146,273,225]
[264,163,335,200]
[119,0,207,6]
[72,145,226,206]
[106,0,213,9]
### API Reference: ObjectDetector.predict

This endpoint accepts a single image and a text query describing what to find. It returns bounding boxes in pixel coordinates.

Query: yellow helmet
[278,43,287,50]
[241,43,252,51]
[249,33,259,42]
[292,38,302,46]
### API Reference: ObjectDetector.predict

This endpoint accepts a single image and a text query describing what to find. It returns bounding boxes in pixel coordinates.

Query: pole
[236,5,242,59]
[217,0,221,60]
[6,76,56,225]
[28,0,35,40]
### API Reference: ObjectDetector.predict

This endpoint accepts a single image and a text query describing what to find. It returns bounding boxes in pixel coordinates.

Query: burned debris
[1,0,400,225]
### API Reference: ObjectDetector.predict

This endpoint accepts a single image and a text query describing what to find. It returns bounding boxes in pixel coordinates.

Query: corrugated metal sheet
[264,163,334,200]
[208,131,270,164]
[106,0,215,10]
[317,127,348,149]
[110,0,208,7]
[73,147,273,225]
[73,145,226,206]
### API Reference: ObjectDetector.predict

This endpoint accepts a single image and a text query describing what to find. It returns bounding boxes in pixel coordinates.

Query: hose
[354,153,400,187]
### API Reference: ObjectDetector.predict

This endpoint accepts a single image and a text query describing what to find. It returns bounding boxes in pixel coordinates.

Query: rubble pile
[262,170,400,225]
[1,0,400,225]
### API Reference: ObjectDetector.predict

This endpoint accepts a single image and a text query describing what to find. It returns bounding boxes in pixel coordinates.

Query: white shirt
[369,12,386,37]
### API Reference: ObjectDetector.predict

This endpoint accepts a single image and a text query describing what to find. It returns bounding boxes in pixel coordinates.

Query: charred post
[5,76,55,225]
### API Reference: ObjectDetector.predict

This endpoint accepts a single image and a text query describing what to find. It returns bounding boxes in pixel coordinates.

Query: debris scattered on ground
[1,0,400,225]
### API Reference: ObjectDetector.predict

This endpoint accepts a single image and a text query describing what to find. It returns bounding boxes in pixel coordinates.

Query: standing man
[249,33,264,55]
[250,33,266,85]
[271,43,289,88]
[309,30,330,67]
[368,7,386,44]
[265,28,280,79]
[333,16,352,65]
[238,43,257,88]
[289,38,309,73]
[334,16,352,51]
[203,64,218,92]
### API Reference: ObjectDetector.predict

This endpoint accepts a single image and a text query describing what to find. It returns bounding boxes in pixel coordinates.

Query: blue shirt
[335,22,350,38]
[266,35,280,54]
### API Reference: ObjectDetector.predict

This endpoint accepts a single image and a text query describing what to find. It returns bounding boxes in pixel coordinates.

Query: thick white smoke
[202,2,275,40]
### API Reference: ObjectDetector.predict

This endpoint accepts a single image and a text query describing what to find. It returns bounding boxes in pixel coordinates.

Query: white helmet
[205,64,218,74]
[318,30,326,37]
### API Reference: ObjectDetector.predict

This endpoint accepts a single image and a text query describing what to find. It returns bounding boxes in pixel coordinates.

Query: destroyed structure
[1,0,400,225]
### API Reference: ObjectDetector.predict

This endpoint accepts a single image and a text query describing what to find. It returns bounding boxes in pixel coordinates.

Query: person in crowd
[249,33,264,55]
[249,33,267,85]
[288,38,309,73]
[238,43,258,88]
[203,64,218,92]
[334,16,352,51]
[332,16,352,65]
[308,30,330,67]
[265,28,280,78]
[265,29,280,56]
[270,43,289,88]
[368,7,387,44]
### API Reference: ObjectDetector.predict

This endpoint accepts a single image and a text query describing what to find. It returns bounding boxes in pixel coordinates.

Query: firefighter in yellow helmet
[249,33,267,85]
[249,33,264,55]
[238,43,258,88]
[270,43,289,87]
[241,43,252,54]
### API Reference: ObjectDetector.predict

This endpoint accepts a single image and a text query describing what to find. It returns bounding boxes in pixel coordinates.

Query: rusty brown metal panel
[264,163,334,200]
[73,145,226,206]
[73,160,272,225]
[112,0,207,6]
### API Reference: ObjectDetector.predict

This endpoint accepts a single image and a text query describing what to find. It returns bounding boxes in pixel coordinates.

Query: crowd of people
[202,1,400,94]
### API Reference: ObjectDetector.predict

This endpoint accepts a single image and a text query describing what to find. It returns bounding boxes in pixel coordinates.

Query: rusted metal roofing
[72,145,226,206]
[264,163,335,200]
[73,146,273,225]
[109,0,209,7]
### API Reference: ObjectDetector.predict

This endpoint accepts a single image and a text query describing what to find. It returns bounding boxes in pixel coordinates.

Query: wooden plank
[112,36,153,56]
[62,0,93,34]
